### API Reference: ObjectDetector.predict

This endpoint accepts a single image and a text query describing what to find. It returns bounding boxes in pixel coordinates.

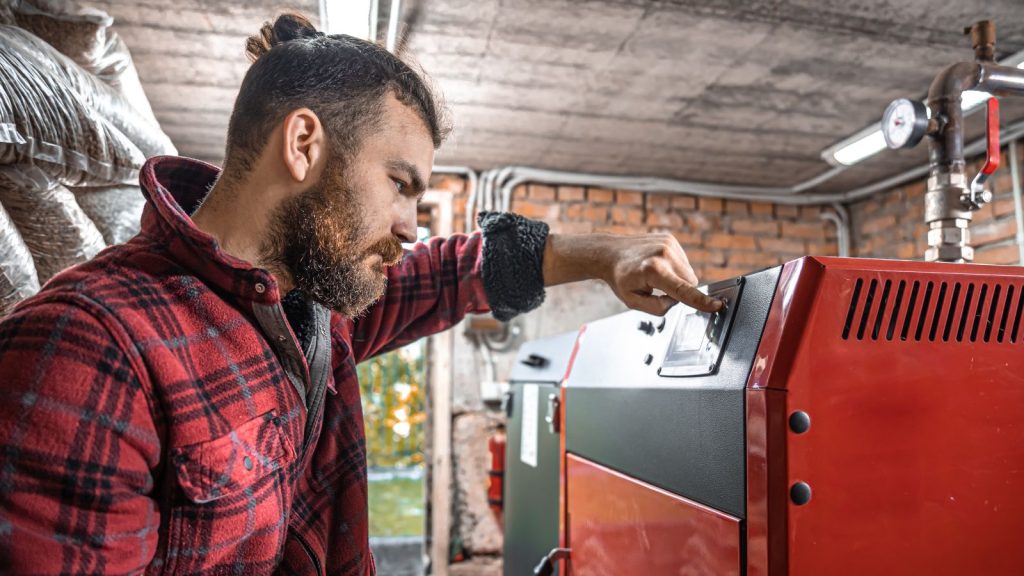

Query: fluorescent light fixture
[822,50,1024,166]
[823,123,887,166]
[320,0,377,39]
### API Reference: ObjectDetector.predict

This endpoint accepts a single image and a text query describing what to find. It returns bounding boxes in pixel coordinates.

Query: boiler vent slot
[841,278,1022,343]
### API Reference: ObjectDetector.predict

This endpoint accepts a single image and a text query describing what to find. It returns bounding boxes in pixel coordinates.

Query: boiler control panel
[660,278,743,377]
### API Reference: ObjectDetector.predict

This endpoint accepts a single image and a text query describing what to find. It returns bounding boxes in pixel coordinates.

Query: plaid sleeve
[0,298,160,574]
[349,231,490,362]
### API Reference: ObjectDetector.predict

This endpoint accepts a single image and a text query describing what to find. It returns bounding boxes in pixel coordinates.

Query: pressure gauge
[882,98,929,149]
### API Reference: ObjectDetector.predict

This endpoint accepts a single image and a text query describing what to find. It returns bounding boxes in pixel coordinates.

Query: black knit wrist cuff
[477,211,549,321]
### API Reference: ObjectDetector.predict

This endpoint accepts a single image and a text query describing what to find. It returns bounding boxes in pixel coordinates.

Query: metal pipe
[923,21,1024,262]
[385,0,401,52]
[820,204,851,258]
[433,165,478,233]
[1011,141,1024,264]
[485,122,1024,212]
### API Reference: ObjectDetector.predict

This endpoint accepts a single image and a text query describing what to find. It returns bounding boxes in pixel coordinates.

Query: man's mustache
[368,235,404,266]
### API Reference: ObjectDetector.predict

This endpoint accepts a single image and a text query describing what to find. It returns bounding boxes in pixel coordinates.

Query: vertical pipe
[1011,140,1024,264]
[385,0,402,52]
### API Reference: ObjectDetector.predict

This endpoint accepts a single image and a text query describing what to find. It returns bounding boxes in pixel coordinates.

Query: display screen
[660,279,743,377]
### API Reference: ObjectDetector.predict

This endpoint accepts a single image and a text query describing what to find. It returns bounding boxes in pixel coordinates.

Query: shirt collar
[138,155,281,304]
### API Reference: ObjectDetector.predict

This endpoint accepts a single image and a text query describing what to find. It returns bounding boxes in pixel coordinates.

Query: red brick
[514,201,560,221]
[699,197,724,213]
[758,237,806,255]
[646,211,684,228]
[513,184,528,200]
[685,212,719,232]
[775,205,799,218]
[731,219,780,236]
[799,205,822,219]
[616,190,645,206]
[565,204,585,220]
[706,233,756,250]
[611,206,645,225]
[896,243,918,260]
[558,186,586,202]
[725,200,748,215]
[750,202,773,216]
[684,248,725,267]
[703,267,753,282]
[783,221,829,240]
[453,217,465,233]
[589,188,615,203]
[728,252,776,267]
[859,215,898,236]
[583,205,609,223]
[528,184,556,201]
[806,241,839,256]
[903,180,926,199]
[671,196,697,211]
[648,195,672,211]
[429,174,466,193]
[994,197,1017,217]
[595,224,639,235]
[672,231,703,247]
[973,204,994,224]
[453,196,467,216]
[975,242,1022,265]
[972,217,1017,246]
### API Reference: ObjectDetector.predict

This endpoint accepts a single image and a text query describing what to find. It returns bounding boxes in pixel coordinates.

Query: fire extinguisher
[487,432,506,525]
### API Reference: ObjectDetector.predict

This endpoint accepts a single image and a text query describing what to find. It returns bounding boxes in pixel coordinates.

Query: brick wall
[849,144,1023,264]
[428,175,840,282]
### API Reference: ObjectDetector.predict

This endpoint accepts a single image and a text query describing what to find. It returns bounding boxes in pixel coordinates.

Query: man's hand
[543,232,723,315]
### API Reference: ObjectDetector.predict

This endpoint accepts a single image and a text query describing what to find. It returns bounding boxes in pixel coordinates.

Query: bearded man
[0,12,719,575]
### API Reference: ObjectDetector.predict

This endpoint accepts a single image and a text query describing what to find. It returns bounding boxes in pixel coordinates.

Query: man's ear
[281,108,324,183]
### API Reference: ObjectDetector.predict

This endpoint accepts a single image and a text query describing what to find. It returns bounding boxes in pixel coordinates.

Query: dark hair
[224,12,449,172]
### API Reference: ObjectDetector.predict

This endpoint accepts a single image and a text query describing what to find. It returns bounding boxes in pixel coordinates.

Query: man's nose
[392,207,417,244]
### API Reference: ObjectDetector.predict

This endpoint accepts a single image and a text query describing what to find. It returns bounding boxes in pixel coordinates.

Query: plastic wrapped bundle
[72,185,145,245]
[0,165,106,282]
[10,0,158,124]
[0,25,176,159]
[0,200,40,317]
[0,3,14,25]
[0,30,145,186]
[9,0,112,68]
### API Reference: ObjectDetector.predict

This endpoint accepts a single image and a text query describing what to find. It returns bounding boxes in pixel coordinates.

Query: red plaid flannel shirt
[0,156,491,575]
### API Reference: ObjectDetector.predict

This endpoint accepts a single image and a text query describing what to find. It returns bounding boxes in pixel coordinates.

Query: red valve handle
[983,97,1000,175]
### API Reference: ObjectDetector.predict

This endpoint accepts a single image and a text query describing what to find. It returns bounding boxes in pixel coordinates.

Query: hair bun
[245,12,320,62]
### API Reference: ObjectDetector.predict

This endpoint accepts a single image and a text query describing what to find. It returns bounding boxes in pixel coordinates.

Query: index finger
[651,273,722,313]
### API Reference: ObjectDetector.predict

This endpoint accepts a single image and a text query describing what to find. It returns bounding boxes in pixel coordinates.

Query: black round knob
[789,411,811,434]
[790,481,812,506]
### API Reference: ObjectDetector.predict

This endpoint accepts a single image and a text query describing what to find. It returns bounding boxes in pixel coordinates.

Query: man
[0,12,719,575]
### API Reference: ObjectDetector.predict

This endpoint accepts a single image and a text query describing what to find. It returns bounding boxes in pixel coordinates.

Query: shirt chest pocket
[161,411,297,574]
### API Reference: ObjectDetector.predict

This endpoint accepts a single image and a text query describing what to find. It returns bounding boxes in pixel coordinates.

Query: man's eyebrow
[388,160,427,194]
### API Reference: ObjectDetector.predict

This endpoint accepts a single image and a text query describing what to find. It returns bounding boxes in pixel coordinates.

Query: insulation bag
[9,0,159,123]
[0,199,39,317]
[0,164,106,282]
[72,184,145,245]
[0,24,175,159]
[0,26,145,186]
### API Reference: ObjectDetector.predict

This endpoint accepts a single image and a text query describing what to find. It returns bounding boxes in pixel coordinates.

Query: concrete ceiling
[96,0,1024,195]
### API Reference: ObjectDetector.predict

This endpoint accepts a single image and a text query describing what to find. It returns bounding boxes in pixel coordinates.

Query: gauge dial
[882,98,929,149]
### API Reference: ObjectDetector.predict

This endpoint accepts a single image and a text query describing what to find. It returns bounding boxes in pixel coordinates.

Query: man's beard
[260,165,404,317]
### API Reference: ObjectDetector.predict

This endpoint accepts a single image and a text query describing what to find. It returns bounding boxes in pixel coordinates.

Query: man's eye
[392,178,406,192]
